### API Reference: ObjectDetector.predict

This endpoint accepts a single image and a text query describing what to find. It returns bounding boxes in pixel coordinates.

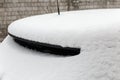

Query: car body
[0,9,120,80]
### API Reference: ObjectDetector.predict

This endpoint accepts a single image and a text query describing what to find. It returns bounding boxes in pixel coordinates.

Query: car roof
[8,9,120,48]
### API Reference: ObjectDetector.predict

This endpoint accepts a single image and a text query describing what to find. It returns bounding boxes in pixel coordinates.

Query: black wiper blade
[9,33,80,56]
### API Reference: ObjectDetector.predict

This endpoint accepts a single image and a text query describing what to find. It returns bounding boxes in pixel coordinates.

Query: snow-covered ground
[0,9,120,80]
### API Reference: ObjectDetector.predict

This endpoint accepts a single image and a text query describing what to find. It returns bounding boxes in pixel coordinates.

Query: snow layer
[8,9,120,47]
[1,9,120,80]
[1,34,120,80]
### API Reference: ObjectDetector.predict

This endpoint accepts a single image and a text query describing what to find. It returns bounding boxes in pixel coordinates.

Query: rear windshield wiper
[9,33,80,56]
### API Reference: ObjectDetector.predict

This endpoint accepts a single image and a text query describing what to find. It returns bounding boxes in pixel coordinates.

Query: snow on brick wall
[0,0,120,41]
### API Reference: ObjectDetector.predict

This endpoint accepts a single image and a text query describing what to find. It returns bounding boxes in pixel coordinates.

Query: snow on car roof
[8,9,120,47]
[1,9,120,80]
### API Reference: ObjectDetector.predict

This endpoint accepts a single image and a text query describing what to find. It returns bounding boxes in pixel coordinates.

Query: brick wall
[0,0,120,41]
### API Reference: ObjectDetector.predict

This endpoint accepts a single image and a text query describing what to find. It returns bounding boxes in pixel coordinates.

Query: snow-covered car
[0,9,120,80]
